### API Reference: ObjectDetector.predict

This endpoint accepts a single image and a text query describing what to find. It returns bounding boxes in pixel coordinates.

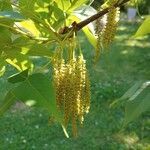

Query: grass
[0,21,150,149]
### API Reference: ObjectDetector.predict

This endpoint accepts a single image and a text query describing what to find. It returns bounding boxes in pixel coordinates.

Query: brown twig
[60,0,130,34]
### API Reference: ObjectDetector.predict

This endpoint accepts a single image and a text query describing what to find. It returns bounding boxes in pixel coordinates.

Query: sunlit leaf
[134,16,150,37]
[16,20,40,37]
[72,5,97,48]
[0,66,5,77]
[8,37,53,57]
[82,26,97,49]
[0,60,6,77]
[68,0,89,12]
[70,15,97,49]
[5,52,33,71]
[0,51,7,77]
[49,2,66,30]
[54,0,71,11]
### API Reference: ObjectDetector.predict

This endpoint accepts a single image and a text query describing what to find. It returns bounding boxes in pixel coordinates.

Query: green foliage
[7,69,29,83]
[110,81,143,107]
[71,5,97,48]
[0,11,24,21]
[0,0,12,11]
[124,83,150,126]
[134,16,150,37]
[0,0,97,75]
[0,27,11,50]
[111,81,150,126]
[0,73,61,121]
[0,0,98,124]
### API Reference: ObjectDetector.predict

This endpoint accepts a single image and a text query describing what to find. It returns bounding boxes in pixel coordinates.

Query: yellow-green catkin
[95,15,105,63]
[79,56,90,115]
[84,71,90,114]
[63,62,72,127]
[76,56,85,125]
[102,0,120,48]
[68,58,81,136]
[53,59,66,109]
[52,54,90,137]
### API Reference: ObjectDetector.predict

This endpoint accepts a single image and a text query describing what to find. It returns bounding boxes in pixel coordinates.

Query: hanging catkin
[95,15,106,62]
[102,0,120,48]
[52,55,90,137]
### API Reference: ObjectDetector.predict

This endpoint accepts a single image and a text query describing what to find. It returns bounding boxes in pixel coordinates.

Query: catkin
[52,55,90,137]
[95,16,104,62]
[84,72,90,113]
[102,1,120,48]
[53,59,66,110]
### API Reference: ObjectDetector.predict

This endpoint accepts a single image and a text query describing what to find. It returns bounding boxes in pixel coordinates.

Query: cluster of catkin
[53,55,90,137]
[95,0,120,49]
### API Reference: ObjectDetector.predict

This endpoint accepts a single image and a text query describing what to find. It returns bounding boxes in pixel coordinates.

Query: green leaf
[0,0,12,11]
[54,0,71,12]
[2,36,33,71]
[8,69,29,84]
[0,27,12,50]
[0,66,5,77]
[36,0,45,7]
[110,81,144,108]
[5,51,33,71]
[82,26,97,49]
[26,44,53,57]
[119,81,143,100]
[55,0,92,13]
[19,0,36,14]
[134,16,150,37]
[6,37,53,58]
[0,57,6,77]
[0,91,16,116]
[72,5,97,48]
[68,0,89,12]
[18,1,62,40]
[48,2,66,30]
[124,84,150,126]
[16,20,40,37]
[0,11,25,21]
[70,15,97,49]
[0,73,61,121]
[12,36,32,47]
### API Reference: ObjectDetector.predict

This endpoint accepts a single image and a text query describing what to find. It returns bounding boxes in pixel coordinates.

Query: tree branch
[60,0,130,34]
[76,0,130,31]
